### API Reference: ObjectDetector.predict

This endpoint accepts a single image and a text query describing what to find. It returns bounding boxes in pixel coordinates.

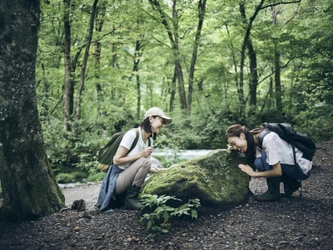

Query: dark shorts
[254,150,311,180]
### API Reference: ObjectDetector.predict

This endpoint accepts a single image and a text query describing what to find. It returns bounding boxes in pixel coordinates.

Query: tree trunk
[63,0,74,132]
[274,48,282,111]
[272,6,283,111]
[172,1,187,110]
[247,39,258,107]
[131,39,144,120]
[226,24,240,114]
[40,63,51,124]
[149,0,187,110]
[187,0,207,114]
[247,38,258,117]
[111,42,118,100]
[75,0,99,120]
[169,66,177,112]
[94,1,108,117]
[239,1,265,118]
[94,39,103,116]
[0,0,65,221]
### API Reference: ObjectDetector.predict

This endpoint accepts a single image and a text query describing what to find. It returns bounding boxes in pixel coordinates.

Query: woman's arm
[113,145,153,165]
[238,162,282,178]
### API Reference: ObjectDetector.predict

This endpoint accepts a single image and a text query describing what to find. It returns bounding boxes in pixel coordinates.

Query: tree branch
[260,0,301,10]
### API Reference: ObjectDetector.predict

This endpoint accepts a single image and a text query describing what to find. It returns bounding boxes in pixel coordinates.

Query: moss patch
[141,149,250,209]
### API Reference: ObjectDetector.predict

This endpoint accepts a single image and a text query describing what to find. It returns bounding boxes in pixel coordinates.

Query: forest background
[35,0,333,183]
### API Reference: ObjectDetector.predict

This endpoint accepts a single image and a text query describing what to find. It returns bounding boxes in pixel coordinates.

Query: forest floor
[0,141,332,250]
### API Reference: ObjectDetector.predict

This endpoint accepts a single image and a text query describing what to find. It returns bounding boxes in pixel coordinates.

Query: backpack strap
[128,128,140,153]
[148,136,153,147]
[258,128,271,149]
[129,128,152,150]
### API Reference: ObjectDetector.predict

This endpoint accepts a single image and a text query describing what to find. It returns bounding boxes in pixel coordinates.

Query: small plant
[139,194,200,237]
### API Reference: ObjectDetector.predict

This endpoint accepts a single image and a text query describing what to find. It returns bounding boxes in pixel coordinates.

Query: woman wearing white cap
[96,107,172,211]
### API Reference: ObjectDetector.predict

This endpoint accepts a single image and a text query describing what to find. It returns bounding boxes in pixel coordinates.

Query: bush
[86,172,105,182]
[56,171,87,184]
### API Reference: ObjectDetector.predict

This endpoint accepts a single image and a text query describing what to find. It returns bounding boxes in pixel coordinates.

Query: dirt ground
[0,141,332,250]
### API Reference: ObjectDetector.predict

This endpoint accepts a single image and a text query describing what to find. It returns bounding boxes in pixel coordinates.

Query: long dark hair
[225,124,259,163]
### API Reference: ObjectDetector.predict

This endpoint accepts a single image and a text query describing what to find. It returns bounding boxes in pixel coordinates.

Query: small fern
[139,194,200,237]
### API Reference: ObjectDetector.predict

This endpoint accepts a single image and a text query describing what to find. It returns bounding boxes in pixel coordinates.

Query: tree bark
[169,66,177,112]
[271,6,283,111]
[94,0,108,117]
[187,0,207,114]
[0,0,65,221]
[132,39,144,121]
[63,0,74,132]
[239,1,265,118]
[247,39,258,107]
[75,0,99,120]
[149,0,187,110]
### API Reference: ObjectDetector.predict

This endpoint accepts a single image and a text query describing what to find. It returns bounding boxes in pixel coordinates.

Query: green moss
[141,149,250,208]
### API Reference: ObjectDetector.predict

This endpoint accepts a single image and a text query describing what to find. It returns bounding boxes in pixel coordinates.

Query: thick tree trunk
[0,0,65,221]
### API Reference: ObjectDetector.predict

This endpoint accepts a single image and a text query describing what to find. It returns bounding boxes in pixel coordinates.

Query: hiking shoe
[254,177,280,202]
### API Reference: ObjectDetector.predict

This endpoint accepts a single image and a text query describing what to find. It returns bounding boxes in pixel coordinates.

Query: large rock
[141,149,251,210]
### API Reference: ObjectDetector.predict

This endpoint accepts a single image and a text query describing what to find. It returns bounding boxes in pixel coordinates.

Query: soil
[1,141,333,250]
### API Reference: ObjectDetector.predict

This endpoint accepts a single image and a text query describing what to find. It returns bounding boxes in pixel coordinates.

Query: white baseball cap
[144,107,172,125]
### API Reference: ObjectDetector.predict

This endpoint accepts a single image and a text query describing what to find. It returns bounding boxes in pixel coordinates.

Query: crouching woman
[96,107,172,212]
[225,124,312,202]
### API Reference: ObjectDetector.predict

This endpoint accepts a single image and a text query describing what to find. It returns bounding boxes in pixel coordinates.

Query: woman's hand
[141,146,154,158]
[150,167,167,173]
[238,164,256,177]
[238,162,282,178]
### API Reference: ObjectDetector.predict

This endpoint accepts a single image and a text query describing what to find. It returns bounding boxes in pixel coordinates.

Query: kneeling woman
[225,124,312,202]
[97,107,172,212]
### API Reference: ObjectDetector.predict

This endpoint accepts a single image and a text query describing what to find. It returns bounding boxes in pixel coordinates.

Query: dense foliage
[35,0,333,180]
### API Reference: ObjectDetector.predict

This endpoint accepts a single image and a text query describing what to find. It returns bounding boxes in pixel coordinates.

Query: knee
[141,158,152,170]
[135,157,151,171]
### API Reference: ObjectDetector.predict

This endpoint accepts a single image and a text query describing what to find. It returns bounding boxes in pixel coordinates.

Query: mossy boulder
[141,149,250,210]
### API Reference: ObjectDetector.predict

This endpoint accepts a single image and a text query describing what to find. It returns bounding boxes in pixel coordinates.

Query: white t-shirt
[257,132,312,175]
[117,128,153,169]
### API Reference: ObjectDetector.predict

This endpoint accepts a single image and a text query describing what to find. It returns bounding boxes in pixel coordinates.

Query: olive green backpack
[97,129,140,172]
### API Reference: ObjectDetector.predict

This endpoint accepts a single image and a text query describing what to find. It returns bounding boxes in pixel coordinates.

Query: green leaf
[163,211,169,223]
[146,220,152,230]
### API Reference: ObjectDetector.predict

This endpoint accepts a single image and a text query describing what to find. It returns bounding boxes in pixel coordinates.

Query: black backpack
[258,123,316,164]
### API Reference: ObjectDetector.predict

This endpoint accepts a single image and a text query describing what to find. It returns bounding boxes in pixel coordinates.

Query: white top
[117,128,153,169]
[256,132,312,174]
